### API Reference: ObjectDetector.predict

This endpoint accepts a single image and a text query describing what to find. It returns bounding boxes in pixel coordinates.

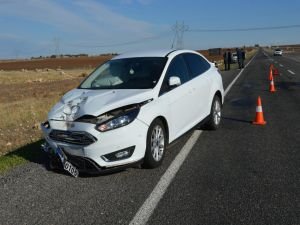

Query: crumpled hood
[48,88,154,121]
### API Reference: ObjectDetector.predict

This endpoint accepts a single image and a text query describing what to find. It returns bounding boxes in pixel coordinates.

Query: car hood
[48,88,154,121]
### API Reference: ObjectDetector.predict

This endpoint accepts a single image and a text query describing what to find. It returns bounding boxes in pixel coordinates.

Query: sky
[0,0,300,59]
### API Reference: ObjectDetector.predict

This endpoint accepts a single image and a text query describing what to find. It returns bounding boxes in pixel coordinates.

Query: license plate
[56,147,79,178]
[63,161,79,178]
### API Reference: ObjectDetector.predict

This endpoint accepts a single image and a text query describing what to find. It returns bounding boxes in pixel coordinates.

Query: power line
[189,24,300,32]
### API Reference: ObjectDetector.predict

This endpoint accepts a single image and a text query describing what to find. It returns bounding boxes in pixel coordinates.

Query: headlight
[96,108,140,132]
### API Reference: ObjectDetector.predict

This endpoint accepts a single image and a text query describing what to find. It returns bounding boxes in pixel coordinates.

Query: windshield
[79,57,167,89]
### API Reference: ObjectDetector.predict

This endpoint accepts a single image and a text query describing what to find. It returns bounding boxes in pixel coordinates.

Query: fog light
[115,150,129,159]
[101,146,135,162]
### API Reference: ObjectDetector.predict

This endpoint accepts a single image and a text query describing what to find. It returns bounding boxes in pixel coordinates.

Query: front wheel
[204,95,222,130]
[142,119,167,168]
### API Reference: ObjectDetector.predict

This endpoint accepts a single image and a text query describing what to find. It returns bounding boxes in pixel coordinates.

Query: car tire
[142,119,167,169]
[204,95,222,130]
[44,154,62,171]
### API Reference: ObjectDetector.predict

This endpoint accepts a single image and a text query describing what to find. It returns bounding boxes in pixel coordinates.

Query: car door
[158,55,193,141]
[182,53,211,124]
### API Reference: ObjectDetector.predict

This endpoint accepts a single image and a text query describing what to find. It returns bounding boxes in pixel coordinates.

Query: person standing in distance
[241,48,246,68]
[237,48,245,69]
[223,49,232,71]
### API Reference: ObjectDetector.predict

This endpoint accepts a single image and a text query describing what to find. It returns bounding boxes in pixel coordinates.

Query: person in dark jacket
[223,49,232,71]
[237,48,245,69]
[242,48,246,67]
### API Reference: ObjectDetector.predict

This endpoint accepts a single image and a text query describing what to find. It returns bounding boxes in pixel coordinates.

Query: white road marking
[129,52,258,225]
[129,130,202,225]
[288,70,295,75]
[279,64,284,67]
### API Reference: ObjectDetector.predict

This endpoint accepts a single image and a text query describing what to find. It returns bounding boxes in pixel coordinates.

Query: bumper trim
[42,143,143,175]
[65,152,143,175]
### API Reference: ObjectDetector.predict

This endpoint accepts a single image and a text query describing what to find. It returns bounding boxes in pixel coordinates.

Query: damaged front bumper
[41,141,142,177]
[41,142,79,177]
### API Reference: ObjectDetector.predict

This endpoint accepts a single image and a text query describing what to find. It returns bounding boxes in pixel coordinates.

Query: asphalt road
[0,49,299,225]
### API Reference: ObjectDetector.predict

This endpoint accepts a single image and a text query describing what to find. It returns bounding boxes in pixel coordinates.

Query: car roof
[112,49,205,60]
[112,49,176,59]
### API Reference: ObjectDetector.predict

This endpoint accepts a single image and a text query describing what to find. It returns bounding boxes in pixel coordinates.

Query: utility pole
[171,21,189,49]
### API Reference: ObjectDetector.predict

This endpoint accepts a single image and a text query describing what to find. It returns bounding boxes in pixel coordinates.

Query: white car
[41,49,224,177]
[231,52,238,63]
[273,49,283,56]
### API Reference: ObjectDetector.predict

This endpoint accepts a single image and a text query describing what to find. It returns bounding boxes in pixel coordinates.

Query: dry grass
[0,68,90,85]
[0,69,91,157]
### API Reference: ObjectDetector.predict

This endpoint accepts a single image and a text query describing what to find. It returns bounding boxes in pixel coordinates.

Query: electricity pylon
[171,21,189,49]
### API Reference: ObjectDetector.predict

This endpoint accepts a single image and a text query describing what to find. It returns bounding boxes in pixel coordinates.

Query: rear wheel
[142,119,166,168]
[205,95,222,130]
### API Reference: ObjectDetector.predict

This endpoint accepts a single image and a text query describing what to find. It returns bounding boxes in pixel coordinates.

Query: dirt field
[0,55,112,71]
[0,51,225,71]
[0,48,258,72]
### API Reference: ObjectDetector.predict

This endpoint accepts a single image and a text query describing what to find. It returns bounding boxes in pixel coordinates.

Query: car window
[79,57,167,89]
[165,55,190,83]
[183,53,210,79]
[160,55,189,95]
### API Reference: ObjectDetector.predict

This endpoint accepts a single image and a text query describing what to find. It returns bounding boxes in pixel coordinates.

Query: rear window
[183,53,210,79]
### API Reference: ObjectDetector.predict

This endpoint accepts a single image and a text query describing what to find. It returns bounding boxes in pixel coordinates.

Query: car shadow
[222,116,252,124]
[4,139,45,165]
[5,139,137,178]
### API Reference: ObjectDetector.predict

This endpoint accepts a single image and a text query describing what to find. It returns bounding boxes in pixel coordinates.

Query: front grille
[49,130,97,146]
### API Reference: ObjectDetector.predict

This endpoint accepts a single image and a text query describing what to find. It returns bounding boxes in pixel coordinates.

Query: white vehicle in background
[231,52,238,63]
[273,48,283,56]
[41,49,224,177]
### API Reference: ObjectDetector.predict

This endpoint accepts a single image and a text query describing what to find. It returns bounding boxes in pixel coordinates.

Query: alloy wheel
[150,125,165,162]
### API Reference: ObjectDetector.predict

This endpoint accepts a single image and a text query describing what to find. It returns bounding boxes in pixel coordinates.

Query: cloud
[0,0,165,58]
[0,0,98,36]
[74,0,154,37]
[0,0,156,40]
[0,34,20,40]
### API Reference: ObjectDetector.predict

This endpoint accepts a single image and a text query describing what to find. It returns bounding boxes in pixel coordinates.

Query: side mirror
[168,76,181,87]
[213,61,218,68]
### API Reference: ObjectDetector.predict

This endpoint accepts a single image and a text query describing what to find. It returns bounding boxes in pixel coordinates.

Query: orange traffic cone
[253,96,267,125]
[269,76,276,93]
[269,67,273,80]
[270,64,274,71]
